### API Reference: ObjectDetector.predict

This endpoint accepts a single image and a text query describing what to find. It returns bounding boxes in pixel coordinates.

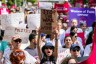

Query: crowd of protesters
[0,0,96,64]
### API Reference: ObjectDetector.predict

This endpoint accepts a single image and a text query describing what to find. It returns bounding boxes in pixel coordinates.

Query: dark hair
[46,34,51,38]
[40,55,56,64]
[29,33,36,42]
[86,31,94,45]
[64,36,71,42]
[92,22,96,31]
[61,57,77,64]
[70,26,77,32]
[41,43,56,64]
[0,36,3,41]
[70,32,76,37]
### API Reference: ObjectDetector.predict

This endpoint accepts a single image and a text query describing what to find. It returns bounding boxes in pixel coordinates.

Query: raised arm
[36,28,42,60]
[54,29,59,60]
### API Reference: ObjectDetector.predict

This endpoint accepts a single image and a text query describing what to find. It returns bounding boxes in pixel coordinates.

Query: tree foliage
[27,0,37,4]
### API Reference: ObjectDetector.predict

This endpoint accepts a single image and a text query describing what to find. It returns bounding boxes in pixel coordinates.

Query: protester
[10,49,25,64]
[24,33,39,60]
[62,36,73,48]
[40,42,56,64]
[3,35,38,64]
[39,33,46,48]
[66,18,83,33]
[56,21,65,46]
[39,30,58,64]
[61,57,77,64]
[70,44,81,58]
[0,35,9,63]
[70,32,84,56]
[3,42,13,64]
[46,32,62,47]
[0,36,9,53]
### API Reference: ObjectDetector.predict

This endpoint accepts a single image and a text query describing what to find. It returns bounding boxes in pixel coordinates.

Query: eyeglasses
[13,52,24,56]
[72,49,80,52]
[14,39,22,43]
[45,47,53,49]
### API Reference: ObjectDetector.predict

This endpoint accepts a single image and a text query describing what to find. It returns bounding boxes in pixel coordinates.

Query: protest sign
[41,9,57,34]
[88,0,96,7]
[38,2,53,9]
[0,8,10,15]
[54,2,71,13]
[15,27,32,44]
[73,0,83,7]
[56,47,71,64]
[4,26,32,44]
[1,13,25,28]
[69,8,95,27]
[27,14,40,30]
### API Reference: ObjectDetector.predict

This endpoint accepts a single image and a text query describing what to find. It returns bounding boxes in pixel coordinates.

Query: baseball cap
[70,44,80,51]
[40,33,46,37]
[12,35,21,41]
[42,42,54,53]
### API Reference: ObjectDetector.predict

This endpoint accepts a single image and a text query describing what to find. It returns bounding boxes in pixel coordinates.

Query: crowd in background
[0,0,96,64]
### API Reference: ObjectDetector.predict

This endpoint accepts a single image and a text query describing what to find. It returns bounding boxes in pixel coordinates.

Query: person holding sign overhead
[37,29,58,64]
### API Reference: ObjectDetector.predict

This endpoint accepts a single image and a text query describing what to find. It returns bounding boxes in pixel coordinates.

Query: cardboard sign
[41,9,57,34]
[56,47,71,64]
[27,14,40,30]
[68,8,95,27]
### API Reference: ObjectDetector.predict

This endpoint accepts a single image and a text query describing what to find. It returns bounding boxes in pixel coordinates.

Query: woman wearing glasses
[10,49,25,64]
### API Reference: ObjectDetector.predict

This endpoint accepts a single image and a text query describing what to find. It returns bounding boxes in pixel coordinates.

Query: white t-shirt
[83,43,92,57]
[3,48,37,64]
[58,29,65,46]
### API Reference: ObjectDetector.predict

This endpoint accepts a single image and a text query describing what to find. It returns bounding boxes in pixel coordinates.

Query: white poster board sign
[1,13,25,28]
[27,14,40,30]
[56,47,71,64]
[4,26,32,44]
[38,2,53,9]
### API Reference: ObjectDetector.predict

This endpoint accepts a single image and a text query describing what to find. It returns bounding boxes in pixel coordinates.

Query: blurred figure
[70,44,81,58]
[70,32,84,55]
[70,26,78,33]
[79,22,87,32]
[10,49,25,64]
[62,22,68,31]
[40,42,56,64]
[56,21,65,46]
[62,36,73,48]
[66,18,83,33]
[39,33,46,48]
[61,57,77,64]
[3,35,37,64]
[25,33,38,58]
